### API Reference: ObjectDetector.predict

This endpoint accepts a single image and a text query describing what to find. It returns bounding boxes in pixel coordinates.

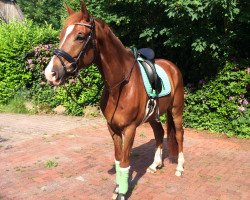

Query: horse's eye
[75,34,85,41]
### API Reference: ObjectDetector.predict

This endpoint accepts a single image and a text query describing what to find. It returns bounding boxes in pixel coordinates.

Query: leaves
[0,20,58,104]
[184,62,250,138]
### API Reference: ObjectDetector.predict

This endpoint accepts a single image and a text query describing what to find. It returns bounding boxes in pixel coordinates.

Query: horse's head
[45,1,96,86]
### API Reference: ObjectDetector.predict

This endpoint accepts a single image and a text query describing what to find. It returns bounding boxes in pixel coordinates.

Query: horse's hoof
[147,162,162,173]
[116,194,126,200]
[112,185,119,200]
[175,170,182,177]
[112,193,118,200]
[147,167,157,173]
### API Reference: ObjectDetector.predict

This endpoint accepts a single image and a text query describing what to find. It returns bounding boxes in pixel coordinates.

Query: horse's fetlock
[176,165,184,172]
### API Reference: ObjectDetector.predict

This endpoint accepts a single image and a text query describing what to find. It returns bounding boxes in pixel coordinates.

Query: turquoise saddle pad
[137,57,171,98]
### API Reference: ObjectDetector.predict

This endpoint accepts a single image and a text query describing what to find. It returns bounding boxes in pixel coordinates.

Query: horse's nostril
[51,70,60,81]
[51,71,56,77]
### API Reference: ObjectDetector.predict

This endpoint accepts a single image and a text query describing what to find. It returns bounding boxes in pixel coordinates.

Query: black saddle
[135,48,162,95]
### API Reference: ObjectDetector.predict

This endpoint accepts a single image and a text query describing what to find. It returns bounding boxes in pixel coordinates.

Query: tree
[17,0,63,29]
[18,0,249,83]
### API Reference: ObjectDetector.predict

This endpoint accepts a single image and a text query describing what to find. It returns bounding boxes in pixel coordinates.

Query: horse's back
[154,58,184,115]
[156,58,184,90]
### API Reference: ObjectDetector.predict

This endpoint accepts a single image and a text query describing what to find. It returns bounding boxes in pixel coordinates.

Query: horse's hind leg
[147,120,164,173]
[172,105,185,176]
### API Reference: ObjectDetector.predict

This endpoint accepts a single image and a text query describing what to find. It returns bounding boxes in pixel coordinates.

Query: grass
[139,132,146,138]
[215,176,222,181]
[0,93,30,114]
[45,160,58,168]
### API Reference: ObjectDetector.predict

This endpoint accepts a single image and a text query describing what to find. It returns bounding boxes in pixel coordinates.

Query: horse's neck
[96,23,135,89]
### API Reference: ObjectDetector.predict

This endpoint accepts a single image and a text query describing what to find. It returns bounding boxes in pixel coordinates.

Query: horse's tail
[166,111,178,157]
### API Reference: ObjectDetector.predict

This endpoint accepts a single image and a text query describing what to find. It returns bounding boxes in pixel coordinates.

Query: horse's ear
[80,1,90,22]
[65,4,75,16]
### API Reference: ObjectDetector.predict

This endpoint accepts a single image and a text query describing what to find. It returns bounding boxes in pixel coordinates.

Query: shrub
[0,20,58,104]
[0,20,102,115]
[184,62,250,138]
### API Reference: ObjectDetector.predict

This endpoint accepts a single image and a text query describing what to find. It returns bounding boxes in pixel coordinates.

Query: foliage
[69,0,249,83]
[184,62,250,138]
[0,20,58,104]
[55,66,102,116]
[17,0,63,29]
[18,0,249,82]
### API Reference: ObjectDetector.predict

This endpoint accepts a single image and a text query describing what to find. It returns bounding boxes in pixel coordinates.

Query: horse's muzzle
[45,59,66,86]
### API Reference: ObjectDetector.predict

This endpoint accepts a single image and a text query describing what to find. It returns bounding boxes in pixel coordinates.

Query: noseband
[53,18,96,77]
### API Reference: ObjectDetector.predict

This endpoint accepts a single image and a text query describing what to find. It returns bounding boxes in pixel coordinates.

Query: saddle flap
[140,60,162,94]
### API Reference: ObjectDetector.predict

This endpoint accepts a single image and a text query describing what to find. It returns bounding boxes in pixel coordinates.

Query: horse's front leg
[109,124,136,200]
[108,125,123,200]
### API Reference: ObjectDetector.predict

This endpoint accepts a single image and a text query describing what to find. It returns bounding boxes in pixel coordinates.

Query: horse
[45,2,185,199]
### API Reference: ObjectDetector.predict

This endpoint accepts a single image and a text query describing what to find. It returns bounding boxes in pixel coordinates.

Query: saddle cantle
[133,48,162,95]
[138,48,155,63]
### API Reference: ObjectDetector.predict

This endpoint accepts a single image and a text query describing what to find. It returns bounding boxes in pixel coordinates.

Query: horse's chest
[100,93,138,128]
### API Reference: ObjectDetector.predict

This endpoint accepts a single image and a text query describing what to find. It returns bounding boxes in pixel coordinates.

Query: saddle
[134,48,162,95]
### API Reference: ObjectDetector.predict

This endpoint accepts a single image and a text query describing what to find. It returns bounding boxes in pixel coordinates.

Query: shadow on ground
[107,138,175,198]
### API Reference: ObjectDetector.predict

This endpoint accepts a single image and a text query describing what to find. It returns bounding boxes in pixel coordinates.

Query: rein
[106,59,137,92]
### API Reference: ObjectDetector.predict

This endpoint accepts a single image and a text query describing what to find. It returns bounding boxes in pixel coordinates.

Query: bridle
[53,17,96,79]
[52,18,102,107]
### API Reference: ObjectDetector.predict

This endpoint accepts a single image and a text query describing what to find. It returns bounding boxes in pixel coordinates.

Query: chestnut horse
[45,2,184,199]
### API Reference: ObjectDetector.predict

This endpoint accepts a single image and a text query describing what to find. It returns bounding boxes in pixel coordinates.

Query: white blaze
[45,56,55,82]
[60,25,75,48]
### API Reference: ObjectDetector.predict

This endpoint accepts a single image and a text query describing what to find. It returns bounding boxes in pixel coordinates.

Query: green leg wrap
[119,167,130,195]
[115,162,121,185]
